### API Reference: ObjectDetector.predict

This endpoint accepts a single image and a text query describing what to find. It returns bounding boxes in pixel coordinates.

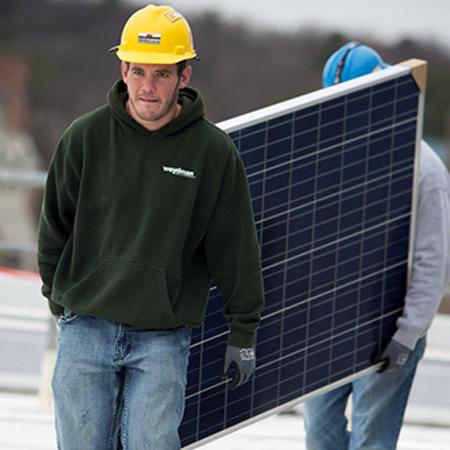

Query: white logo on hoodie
[163,166,196,179]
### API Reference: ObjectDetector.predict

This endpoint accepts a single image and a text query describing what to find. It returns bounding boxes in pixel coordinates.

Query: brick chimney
[0,56,28,132]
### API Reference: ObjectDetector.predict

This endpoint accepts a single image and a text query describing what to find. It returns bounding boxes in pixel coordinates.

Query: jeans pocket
[59,309,80,325]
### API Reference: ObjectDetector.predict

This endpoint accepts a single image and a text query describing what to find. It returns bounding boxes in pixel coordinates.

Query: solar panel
[180,60,427,448]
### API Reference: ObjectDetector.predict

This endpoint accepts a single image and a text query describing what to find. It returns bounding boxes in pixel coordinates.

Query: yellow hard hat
[110,4,197,64]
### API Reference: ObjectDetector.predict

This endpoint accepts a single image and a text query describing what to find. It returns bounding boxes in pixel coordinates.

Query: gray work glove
[378,339,412,373]
[222,345,256,389]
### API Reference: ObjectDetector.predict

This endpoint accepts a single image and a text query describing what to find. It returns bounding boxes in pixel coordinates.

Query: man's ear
[179,65,192,89]
[121,61,129,84]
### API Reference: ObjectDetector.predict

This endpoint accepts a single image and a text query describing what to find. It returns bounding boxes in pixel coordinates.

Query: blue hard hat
[322,42,389,87]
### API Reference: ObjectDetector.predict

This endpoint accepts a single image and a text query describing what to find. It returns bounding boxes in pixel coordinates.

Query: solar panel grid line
[308,286,404,335]
[193,319,206,439]
[275,232,409,304]
[184,344,380,449]
[301,97,322,393]
[306,340,373,379]
[287,243,396,302]
[257,118,269,255]
[352,85,373,368]
[300,362,382,404]
[218,65,411,134]
[248,118,417,182]
[248,144,396,203]
[257,188,411,260]
[261,270,407,331]
[255,292,404,369]
[244,133,416,222]
[305,99,415,150]
[243,111,418,179]
[301,342,379,392]
[262,218,399,270]
[185,378,228,401]
[181,63,425,448]
[253,310,402,395]
[188,316,226,346]
[232,85,416,164]
[260,211,411,275]
[189,329,228,349]
[259,259,408,326]
[260,298,401,367]
[377,79,401,352]
[252,161,414,235]
[193,260,408,376]
[276,116,295,407]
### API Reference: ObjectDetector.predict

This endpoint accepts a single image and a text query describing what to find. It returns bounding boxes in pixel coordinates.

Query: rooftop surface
[1,271,449,448]
[1,390,449,450]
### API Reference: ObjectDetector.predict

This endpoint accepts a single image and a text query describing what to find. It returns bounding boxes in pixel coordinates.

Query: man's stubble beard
[130,78,181,123]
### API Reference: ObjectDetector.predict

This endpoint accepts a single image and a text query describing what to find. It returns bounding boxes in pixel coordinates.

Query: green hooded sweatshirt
[37,80,264,347]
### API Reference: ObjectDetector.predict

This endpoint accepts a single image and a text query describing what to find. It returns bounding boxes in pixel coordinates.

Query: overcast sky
[128,0,450,52]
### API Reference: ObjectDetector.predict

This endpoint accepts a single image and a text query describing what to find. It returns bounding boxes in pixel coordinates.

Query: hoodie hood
[107,79,205,138]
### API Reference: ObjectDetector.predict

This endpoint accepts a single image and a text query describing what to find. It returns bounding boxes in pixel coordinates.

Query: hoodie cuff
[227,327,256,348]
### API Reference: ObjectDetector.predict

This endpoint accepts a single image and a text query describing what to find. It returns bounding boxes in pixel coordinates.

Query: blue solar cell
[373,78,396,92]
[241,146,265,168]
[344,137,367,159]
[267,137,292,164]
[398,95,419,115]
[180,69,422,448]
[266,169,290,192]
[249,178,263,200]
[293,129,318,154]
[348,94,370,114]
[322,102,346,123]
[320,121,344,142]
[294,112,319,134]
[240,121,266,136]
[319,150,342,171]
[295,104,320,119]
[343,159,366,184]
[292,155,316,182]
[270,113,294,127]
[372,104,395,130]
[397,76,420,97]
[372,85,396,106]
[268,121,292,142]
[346,117,370,139]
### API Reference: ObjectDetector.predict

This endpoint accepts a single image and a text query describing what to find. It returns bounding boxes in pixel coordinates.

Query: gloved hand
[222,345,256,389]
[378,339,412,373]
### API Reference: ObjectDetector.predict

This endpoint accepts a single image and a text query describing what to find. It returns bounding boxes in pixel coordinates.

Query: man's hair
[176,60,188,76]
[124,61,189,77]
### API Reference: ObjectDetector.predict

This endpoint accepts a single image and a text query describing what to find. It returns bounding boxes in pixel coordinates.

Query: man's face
[121,62,191,131]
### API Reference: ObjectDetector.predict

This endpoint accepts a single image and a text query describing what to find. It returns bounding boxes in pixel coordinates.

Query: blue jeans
[52,311,191,450]
[303,337,426,450]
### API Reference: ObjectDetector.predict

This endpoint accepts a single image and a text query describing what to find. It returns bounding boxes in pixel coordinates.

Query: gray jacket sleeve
[394,143,450,350]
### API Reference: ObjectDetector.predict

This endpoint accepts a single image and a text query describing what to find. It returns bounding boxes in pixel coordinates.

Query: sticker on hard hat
[138,33,161,45]
[164,10,182,23]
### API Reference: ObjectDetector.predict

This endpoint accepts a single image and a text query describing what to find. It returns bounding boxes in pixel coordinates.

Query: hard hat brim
[115,49,197,65]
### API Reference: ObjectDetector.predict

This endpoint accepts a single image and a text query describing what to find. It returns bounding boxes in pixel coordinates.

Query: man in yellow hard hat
[37,5,264,449]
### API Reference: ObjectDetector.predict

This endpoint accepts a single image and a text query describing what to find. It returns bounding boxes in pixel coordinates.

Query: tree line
[1,0,449,163]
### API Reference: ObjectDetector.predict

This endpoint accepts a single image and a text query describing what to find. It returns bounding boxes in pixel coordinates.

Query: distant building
[0,58,42,270]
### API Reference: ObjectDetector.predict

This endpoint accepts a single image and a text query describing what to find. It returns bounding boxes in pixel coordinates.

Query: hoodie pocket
[63,257,178,328]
